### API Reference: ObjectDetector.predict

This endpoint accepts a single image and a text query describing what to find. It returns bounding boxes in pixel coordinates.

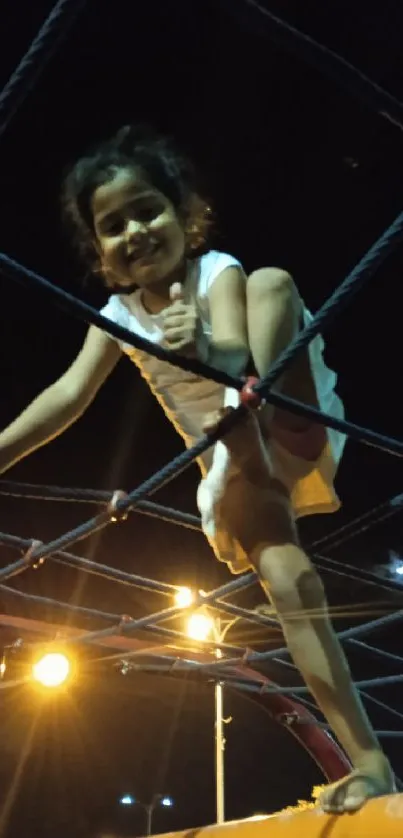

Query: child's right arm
[0,325,121,474]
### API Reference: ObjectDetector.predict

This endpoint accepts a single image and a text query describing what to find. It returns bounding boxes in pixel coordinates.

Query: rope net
[0,0,403,805]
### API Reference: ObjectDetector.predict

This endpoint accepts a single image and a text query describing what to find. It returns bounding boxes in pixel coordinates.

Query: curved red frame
[235,662,351,780]
[0,611,351,782]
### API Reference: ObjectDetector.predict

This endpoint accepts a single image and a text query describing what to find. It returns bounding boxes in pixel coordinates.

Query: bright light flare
[388,551,403,580]
[161,797,173,807]
[32,652,71,688]
[186,613,214,641]
[174,587,195,608]
[120,795,135,806]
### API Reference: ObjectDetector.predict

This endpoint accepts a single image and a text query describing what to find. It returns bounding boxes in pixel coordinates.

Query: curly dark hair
[62,124,213,279]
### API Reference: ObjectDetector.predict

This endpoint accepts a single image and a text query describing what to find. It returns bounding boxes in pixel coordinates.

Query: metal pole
[213,616,238,825]
[146,804,153,836]
[215,675,225,824]
[214,619,225,825]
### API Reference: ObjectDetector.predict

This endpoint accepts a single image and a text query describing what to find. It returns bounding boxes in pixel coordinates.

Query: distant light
[32,652,71,688]
[161,797,173,808]
[0,660,6,678]
[174,587,195,608]
[186,613,213,641]
[120,795,135,806]
[389,551,403,579]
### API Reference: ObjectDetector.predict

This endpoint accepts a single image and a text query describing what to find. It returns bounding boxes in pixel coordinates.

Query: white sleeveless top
[101,250,346,573]
[100,249,345,465]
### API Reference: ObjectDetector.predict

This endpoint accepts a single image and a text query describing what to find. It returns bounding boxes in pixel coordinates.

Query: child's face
[92,167,186,289]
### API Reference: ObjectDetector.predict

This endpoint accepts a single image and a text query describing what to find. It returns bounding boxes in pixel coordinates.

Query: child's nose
[125,218,146,241]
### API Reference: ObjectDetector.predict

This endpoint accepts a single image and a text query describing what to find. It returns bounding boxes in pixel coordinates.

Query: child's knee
[258,546,326,613]
[247,267,298,305]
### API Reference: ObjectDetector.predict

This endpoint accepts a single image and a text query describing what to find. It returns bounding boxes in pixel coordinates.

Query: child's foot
[319,757,395,814]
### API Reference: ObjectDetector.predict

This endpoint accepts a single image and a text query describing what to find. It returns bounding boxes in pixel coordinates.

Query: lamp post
[119,794,173,835]
[211,616,238,826]
[175,589,239,825]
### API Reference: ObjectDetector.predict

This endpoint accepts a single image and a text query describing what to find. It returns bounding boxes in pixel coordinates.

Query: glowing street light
[31,652,71,688]
[388,551,403,578]
[187,612,214,642]
[119,794,174,834]
[174,586,195,609]
[175,588,213,640]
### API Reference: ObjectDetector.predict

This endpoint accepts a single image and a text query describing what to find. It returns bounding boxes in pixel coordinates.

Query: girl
[0,125,394,812]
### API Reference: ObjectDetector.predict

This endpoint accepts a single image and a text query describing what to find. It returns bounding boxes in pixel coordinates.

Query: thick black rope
[0,407,250,583]
[1,243,403,456]
[254,391,403,457]
[223,0,403,131]
[0,481,202,531]
[255,207,403,397]
[0,482,401,545]
[310,493,403,553]
[0,0,87,139]
[1,481,403,593]
[0,252,237,387]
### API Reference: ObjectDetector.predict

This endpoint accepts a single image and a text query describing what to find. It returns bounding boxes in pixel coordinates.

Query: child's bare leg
[255,533,394,813]
[205,410,394,814]
[246,268,319,431]
[208,267,250,377]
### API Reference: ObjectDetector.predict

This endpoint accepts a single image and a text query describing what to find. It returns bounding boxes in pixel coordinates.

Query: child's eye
[100,217,124,236]
[135,204,159,222]
[107,221,123,235]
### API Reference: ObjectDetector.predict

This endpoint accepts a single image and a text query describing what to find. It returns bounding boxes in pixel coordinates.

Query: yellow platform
[154,795,403,838]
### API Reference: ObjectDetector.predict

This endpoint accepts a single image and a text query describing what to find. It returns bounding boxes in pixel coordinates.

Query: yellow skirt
[197,389,343,576]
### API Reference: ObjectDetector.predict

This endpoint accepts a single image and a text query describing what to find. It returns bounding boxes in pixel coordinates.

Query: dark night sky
[0,1,403,836]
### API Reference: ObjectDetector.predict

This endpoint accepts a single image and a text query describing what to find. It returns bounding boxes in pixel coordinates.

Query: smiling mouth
[128,242,161,264]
